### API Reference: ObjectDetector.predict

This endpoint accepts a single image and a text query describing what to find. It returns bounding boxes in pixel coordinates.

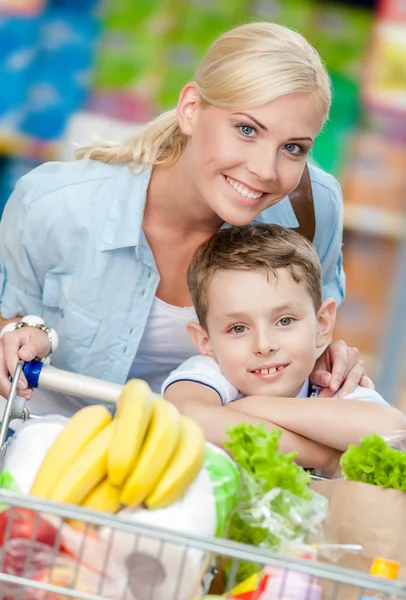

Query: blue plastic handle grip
[23,360,44,388]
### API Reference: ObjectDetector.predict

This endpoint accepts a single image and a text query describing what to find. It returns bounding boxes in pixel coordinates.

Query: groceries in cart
[310,431,406,584]
[213,422,329,587]
[1,364,406,599]
[0,377,241,599]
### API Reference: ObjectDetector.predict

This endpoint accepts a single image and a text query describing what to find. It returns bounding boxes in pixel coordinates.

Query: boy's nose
[253,333,279,356]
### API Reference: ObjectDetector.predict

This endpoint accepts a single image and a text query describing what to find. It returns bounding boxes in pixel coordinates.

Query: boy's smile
[250,362,290,379]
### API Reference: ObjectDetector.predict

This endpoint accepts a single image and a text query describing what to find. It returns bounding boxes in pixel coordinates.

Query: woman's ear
[187,322,217,359]
[177,82,200,136]
[316,298,337,349]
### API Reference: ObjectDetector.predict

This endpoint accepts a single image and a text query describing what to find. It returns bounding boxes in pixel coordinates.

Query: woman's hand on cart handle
[0,317,51,400]
[311,340,374,398]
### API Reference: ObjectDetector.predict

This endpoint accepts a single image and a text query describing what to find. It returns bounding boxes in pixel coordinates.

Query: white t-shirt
[161,355,388,405]
[128,297,198,393]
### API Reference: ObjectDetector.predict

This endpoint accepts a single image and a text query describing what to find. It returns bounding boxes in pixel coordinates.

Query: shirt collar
[100,165,152,251]
[296,378,311,398]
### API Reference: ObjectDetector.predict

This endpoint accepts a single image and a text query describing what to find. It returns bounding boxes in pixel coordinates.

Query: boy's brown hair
[187,223,322,330]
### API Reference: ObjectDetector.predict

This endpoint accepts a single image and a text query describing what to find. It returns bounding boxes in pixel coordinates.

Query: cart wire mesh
[0,491,405,600]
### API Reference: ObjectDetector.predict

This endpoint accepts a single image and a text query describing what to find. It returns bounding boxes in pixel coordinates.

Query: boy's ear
[316,298,337,349]
[187,322,217,359]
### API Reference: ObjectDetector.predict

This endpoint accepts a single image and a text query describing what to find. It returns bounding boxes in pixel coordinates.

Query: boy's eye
[278,317,293,327]
[238,124,257,138]
[229,325,248,334]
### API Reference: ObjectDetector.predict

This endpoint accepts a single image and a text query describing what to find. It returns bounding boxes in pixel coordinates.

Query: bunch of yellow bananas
[30,379,205,513]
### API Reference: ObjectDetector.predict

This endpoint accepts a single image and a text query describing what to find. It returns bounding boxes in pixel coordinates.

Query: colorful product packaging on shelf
[249,0,315,41]
[0,0,45,15]
[20,7,100,141]
[0,15,40,135]
[334,232,398,357]
[92,0,171,115]
[157,0,250,110]
[311,72,361,176]
[309,3,374,81]
[363,19,406,123]
[341,131,406,216]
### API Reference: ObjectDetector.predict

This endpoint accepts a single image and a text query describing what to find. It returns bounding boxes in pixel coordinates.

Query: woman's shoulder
[4,159,152,246]
[17,160,136,206]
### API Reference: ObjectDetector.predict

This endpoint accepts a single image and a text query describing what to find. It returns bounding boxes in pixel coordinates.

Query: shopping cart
[0,361,405,600]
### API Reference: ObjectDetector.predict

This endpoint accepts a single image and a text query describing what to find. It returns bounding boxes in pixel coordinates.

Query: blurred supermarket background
[0,0,405,405]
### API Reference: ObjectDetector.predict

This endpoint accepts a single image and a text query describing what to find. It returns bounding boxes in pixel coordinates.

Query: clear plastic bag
[382,430,406,451]
[230,468,328,551]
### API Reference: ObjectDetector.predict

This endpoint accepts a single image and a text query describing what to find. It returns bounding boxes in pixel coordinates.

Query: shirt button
[141,289,145,297]
[148,271,151,279]
[129,328,134,335]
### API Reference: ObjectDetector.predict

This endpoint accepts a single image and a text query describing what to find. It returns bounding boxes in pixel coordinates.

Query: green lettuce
[223,424,313,583]
[340,433,406,490]
[224,424,311,498]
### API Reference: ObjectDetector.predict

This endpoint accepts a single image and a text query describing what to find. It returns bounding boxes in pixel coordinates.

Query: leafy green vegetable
[225,423,311,498]
[340,434,406,490]
[0,471,21,512]
[223,424,314,583]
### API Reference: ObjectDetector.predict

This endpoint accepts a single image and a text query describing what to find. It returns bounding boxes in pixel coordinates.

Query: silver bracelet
[0,315,59,362]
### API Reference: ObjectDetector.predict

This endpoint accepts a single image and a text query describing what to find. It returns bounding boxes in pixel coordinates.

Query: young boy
[162,224,406,474]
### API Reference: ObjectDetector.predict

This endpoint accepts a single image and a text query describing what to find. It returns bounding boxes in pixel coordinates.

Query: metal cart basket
[0,361,405,600]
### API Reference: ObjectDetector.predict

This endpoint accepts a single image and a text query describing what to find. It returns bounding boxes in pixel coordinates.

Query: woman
[0,22,371,427]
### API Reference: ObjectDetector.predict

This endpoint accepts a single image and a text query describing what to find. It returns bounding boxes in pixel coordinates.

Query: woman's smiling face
[178,85,324,226]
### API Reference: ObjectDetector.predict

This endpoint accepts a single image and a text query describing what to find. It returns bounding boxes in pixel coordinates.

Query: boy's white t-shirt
[161,355,388,405]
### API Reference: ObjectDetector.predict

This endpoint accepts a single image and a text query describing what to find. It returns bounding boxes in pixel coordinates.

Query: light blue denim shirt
[0,160,345,387]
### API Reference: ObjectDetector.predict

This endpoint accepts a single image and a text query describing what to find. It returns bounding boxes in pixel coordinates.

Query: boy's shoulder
[341,385,388,405]
[312,384,388,405]
[161,355,242,404]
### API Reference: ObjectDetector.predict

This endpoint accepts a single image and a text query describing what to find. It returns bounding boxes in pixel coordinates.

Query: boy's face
[188,268,336,398]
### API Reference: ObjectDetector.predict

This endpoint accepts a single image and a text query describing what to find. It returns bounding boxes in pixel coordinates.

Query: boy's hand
[311,340,375,398]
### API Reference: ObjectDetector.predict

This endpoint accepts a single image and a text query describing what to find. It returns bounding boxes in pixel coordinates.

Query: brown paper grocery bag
[310,479,406,599]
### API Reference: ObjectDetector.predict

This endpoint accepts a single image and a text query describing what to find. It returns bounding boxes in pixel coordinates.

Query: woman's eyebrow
[232,112,268,131]
[290,137,314,143]
[232,113,314,144]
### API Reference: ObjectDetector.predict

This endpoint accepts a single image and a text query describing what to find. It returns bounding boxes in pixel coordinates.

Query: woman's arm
[164,381,341,475]
[228,395,406,451]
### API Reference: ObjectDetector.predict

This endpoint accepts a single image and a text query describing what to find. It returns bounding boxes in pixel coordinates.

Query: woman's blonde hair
[76,22,331,168]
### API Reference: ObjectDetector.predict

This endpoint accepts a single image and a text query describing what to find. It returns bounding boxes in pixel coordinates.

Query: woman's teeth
[226,176,263,200]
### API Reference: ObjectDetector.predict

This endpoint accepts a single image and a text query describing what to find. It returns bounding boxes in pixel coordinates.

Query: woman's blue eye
[284,143,304,155]
[238,125,256,138]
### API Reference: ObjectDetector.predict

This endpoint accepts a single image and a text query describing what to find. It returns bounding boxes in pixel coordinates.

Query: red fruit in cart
[0,508,60,548]
[29,565,95,599]
[2,539,54,576]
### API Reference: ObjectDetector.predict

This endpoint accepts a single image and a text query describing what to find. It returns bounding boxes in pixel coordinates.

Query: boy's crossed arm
[227,394,406,451]
[165,380,342,476]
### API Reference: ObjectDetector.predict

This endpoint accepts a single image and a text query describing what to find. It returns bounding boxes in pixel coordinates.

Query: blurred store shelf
[344,204,406,239]
[0,134,60,162]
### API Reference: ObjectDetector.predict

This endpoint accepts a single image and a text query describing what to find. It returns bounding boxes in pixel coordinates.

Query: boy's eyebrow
[271,302,301,312]
[220,303,301,321]
[220,311,249,321]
